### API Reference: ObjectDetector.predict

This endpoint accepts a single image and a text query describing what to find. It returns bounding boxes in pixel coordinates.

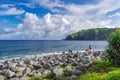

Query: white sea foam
[0,49,105,62]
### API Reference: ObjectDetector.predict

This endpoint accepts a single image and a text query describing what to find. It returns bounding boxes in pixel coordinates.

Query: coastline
[0,50,106,80]
[0,49,105,62]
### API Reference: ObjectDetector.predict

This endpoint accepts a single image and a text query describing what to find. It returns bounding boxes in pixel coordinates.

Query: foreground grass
[79,59,120,80]
[80,69,120,80]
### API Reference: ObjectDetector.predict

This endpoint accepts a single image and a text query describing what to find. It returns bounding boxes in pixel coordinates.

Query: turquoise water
[0,40,107,60]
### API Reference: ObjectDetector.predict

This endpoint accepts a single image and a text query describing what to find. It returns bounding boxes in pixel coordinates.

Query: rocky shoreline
[0,51,106,80]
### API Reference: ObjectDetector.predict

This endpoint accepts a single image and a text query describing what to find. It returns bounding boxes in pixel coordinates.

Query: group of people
[63,45,92,55]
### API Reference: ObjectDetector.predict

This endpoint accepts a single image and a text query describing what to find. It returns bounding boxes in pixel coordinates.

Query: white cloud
[0,4,14,8]
[0,12,69,39]
[0,8,25,15]
[17,3,35,8]
[1,0,120,39]
[62,17,70,24]
[108,12,120,18]
[34,0,64,8]
[44,13,51,23]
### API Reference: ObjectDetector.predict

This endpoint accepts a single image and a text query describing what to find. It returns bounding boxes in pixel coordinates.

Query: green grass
[79,59,120,80]
[79,69,120,80]
[29,76,44,80]
[89,59,118,72]
[45,73,67,80]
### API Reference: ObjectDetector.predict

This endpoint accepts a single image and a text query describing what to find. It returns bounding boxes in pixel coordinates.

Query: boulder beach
[0,51,106,80]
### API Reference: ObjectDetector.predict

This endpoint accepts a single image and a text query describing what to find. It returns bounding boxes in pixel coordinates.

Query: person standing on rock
[86,45,92,55]
[68,49,73,54]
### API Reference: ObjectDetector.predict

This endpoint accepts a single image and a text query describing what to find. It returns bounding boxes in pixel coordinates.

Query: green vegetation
[80,69,120,80]
[29,76,44,80]
[106,29,120,67]
[79,59,120,80]
[65,28,117,40]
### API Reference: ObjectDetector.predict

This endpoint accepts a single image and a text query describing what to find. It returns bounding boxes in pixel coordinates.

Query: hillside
[65,28,118,40]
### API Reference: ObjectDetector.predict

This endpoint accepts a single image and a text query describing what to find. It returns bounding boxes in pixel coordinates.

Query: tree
[106,29,120,66]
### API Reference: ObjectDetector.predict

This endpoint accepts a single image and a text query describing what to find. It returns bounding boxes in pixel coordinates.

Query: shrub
[106,29,120,67]
[91,59,112,72]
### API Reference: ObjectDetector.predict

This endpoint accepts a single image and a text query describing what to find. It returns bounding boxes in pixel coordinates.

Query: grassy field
[79,59,120,80]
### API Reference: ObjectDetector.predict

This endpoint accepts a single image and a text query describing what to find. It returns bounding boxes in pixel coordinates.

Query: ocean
[0,40,107,60]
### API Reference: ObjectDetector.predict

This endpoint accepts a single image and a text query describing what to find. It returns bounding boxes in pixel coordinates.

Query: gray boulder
[15,71,23,77]
[51,67,63,77]
[81,57,90,64]
[34,72,42,77]
[76,64,88,72]
[23,67,31,75]
[0,75,4,80]
[72,69,82,75]
[20,76,28,80]
[43,63,51,69]
[18,61,25,67]
[71,62,78,66]
[10,78,19,80]
[17,67,25,72]
[70,75,78,80]
[3,69,15,78]
[33,63,42,69]
[41,70,50,77]
[66,66,72,72]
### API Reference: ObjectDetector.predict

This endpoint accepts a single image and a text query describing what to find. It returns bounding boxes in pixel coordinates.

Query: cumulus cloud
[0,13,70,39]
[34,0,64,9]
[108,12,120,18]
[1,0,120,39]
[0,4,14,8]
[62,18,70,24]
[0,8,25,15]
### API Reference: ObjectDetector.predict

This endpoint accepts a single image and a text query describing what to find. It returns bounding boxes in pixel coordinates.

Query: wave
[0,49,105,62]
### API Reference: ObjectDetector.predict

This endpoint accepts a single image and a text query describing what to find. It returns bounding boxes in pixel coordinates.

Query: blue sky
[0,0,120,40]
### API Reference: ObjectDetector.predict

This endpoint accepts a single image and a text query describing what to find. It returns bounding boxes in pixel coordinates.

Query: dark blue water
[0,40,107,60]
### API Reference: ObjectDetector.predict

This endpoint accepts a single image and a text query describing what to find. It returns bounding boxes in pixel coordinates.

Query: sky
[0,0,120,40]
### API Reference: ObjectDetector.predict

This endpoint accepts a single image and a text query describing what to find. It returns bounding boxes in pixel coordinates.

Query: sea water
[0,40,107,60]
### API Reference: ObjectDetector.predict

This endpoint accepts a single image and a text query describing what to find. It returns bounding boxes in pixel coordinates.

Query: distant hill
[65,28,118,40]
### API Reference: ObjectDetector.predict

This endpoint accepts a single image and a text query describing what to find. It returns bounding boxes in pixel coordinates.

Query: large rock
[24,60,33,65]
[66,66,72,72]
[33,63,42,69]
[0,63,7,70]
[0,75,4,80]
[71,62,78,66]
[76,64,88,72]
[20,76,28,80]
[3,69,15,78]
[34,72,42,77]
[23,67,31,75]
[41,70,50,77]
[43,63,52,69]
[18,61,25,67]
[72,69,82,75]
[15,71,23,77]
[70,75,78,80]
[10,78,19,80]
[7,63,17,69]
[65,66,72,77]
[51,67,63,77]
[81,56,90,64]
[17,67,25,72]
